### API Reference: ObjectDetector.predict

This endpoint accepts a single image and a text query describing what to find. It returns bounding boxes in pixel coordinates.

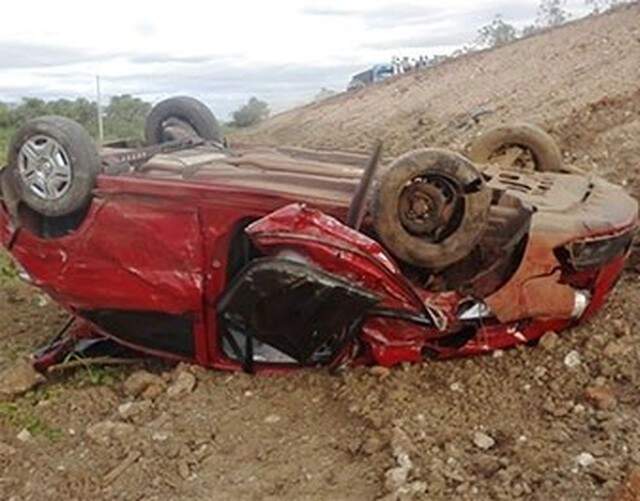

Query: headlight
[561,232,633,270]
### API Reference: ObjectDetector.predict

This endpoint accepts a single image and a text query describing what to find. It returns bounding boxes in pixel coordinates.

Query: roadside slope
[234,3,640,183]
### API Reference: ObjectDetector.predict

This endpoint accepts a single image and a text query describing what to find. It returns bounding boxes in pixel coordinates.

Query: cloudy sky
[0,0,591,120]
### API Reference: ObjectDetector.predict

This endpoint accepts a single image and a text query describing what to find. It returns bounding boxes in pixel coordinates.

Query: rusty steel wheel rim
[398,174,462,241]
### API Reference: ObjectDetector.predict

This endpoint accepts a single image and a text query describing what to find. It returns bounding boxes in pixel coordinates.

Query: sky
[0,0,592,120]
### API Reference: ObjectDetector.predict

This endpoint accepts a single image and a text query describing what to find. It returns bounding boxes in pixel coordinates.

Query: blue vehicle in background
[347,64,395,91]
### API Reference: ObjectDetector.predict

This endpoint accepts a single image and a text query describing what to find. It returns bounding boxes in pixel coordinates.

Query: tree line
[0,95,270,164]
[477,0,631,49]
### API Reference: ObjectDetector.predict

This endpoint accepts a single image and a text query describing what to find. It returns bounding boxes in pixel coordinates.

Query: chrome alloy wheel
[18,135,72,200]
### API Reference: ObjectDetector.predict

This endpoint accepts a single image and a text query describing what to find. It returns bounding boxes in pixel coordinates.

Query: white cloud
[0,0,593,118]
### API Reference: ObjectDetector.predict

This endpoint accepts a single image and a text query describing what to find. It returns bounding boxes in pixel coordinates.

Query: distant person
[391,56,401,75]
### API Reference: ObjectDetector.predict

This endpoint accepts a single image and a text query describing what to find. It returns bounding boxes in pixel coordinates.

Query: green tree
[0,103,11,129]
[104,95,151,140]
[476,15,518,48]
[536,0,570,27]
[232,97,270,128]
[584,0,626,13]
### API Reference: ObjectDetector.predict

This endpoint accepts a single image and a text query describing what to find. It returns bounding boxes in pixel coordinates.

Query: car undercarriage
[0,97,636,373]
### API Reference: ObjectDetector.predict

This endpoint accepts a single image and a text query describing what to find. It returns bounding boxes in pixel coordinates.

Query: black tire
[145,96,221,145]
[372,148,491,269]
[467,123,563,172]
[7,116,100,217]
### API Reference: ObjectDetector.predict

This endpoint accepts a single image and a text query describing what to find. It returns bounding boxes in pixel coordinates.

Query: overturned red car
[0,97,637,372]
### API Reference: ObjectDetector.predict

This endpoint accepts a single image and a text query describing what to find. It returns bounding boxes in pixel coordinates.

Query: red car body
[0,145,637,372]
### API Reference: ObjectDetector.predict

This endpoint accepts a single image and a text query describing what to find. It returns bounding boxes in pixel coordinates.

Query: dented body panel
[0,144,637,371]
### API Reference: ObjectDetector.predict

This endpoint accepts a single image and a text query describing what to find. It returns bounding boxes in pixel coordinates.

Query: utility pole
[96,75,104,145]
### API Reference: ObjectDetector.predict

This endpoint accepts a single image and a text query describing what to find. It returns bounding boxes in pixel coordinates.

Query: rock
[118,400,152,420]
[16,428,32,443]
[166,370,196,398]
[141,384,165,400]
[0,359,45,400]
[177,459,191,480]
[264,414,281,424]
[603,341,630,358]
[473,454,503,478]
[385,466,409,492]
[397,481,427,498]
[86,420,135,446]
[575,452,596,468]
[564,350,581,368]
[384,428,415,494]
[612,319,632,338]
[123,371,166,398]
[539,331,560,351]
[0,441,17,457]
[473,431,496,450]
[361,435,384,455]
[584,385,617,410]
[611,468,640,501]
[369,365,391,380]
[151,431,171,442]
[450,382,463,392]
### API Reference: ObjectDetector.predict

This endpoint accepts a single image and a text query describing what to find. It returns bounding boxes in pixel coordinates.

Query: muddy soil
[1,4,640,500]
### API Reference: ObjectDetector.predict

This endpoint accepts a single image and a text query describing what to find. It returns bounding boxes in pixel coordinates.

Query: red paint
[0,167,636,372]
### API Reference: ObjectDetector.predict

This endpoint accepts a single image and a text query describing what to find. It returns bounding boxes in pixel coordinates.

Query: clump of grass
[0,397,64,442]
[62,353,121,387]
[0,251,19,284]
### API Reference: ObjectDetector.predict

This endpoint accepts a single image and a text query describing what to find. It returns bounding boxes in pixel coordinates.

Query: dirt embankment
[1,4,640,500]
[235,3,640,188]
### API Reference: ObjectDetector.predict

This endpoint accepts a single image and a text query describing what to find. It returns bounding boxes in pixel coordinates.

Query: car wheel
[468,123,564,172]
[7,116,100,217]
[372,148,491,269]
[145,96,221,145]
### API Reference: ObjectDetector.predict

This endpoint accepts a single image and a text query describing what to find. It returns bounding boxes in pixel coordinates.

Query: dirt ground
[1,4,640,501]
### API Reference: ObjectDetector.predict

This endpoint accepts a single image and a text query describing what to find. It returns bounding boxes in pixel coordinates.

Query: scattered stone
[369,365,391,380]
[151,431,171,442]
[123,371,166,398]
[450,382,463,392]
[86,420,135,446]
[396,481,427,498]
[264,414,281,424]
[492,350,504,358]
[177,459,191,480]
[141,384,165,400]
[385,466,409,493]
[539,331,560,351]
[166,371,196,398]
[361,435,384,455]
[16,428,32,443]
[603,341,630,358]
[612,319,632,338]
[118,400,152,420]
[0,359,46,400]
[585,385,617,411]
[564,350,581,368]
[473,454,503,478]
[0,441,17,457]
[473,431,496,450]
[576,452,596,468]
[384,427,415,494]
